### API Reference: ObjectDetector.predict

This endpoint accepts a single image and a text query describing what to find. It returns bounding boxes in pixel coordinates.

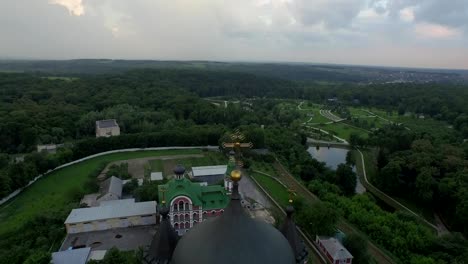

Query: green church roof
[158,178,229,210]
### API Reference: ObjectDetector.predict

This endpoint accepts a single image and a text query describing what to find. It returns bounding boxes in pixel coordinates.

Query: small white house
[150,172,163,181]
[95,119,120,138]
[37,144,58,154]
[65,199,157,234]
[316,236,353,264]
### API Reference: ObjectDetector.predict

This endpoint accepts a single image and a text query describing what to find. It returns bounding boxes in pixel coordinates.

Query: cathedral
[145,166,309,264]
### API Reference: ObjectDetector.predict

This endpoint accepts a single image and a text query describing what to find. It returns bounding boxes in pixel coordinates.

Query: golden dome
[230,170,242,182]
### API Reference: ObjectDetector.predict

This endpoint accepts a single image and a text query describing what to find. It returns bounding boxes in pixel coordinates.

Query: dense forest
[1,67,468,263]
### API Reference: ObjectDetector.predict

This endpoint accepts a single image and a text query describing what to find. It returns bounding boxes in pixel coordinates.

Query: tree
[377,160,402,193]
[415,167,436,202]
[345,150,355,166]
[336,164,357,196]
[349,133,366,148]
[296,202,338,236]
[343,234,371,264]
[23,251,51,264]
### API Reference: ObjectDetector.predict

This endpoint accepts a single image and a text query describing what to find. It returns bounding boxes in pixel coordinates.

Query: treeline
[0,126,224,199]
[1,70,468,155]
[368,125,468,237]
[309,179,468,264]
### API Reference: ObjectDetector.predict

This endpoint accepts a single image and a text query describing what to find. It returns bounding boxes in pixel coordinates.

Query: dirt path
[273,161,395,264]
[99,154,204,180]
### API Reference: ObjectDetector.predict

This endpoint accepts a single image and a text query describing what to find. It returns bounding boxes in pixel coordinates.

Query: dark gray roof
[96,119,118,128]
[172,183,295,264]
[280,205,308,263]
[100,176,123,197]
[145,205,179,264]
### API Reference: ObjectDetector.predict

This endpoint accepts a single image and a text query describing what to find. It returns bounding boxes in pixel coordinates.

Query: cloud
[0,0,467,69]
[414,23,461,38]
[399,7,415,22]
[49,0,84,16]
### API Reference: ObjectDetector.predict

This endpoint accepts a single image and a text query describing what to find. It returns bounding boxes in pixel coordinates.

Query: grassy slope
[0,149,201,235]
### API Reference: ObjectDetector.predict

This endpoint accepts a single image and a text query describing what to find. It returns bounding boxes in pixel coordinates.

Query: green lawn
[318,122,369,140]
[250,161,277,176]
[149,159,164,172]
[0,149,202,235]
[170,151,227,170]
[251,172,290,208]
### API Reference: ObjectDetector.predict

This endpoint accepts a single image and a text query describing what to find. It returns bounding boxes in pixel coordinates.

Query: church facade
[158,165,229,235]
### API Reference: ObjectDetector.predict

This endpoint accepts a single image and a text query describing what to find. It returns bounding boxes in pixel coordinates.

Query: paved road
[238,171,271,208]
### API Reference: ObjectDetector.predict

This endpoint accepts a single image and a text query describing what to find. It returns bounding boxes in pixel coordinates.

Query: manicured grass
[169,151,227,171]
[250,161,277,176]
[0,149,202,235]
[251,172,290,208]
[319,122,369,140]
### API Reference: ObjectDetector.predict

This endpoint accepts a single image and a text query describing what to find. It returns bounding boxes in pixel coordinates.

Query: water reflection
[307,146,366,194]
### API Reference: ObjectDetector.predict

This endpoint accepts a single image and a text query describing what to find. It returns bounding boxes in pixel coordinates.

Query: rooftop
[150,172,163,181]
[52,247,91,264]
[317,236,353,260]
[60,226,156,251]
[96,119,119,128]
[65,199,156,224]
[100,176,123,197]
[192,165,227,177]
[158,178,228,210]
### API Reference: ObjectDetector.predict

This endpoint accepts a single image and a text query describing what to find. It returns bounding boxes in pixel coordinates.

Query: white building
[95,119,120,138]
[316,236,353,264]
[37,144,59,154]
[65,199,157,234]
[150,172,163,181]
[190,165,227,184]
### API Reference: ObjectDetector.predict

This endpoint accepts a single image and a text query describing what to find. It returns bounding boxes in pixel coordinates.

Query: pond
[307,146,366,194]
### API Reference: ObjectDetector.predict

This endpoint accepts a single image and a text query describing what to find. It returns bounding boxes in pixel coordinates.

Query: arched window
[180,222,185,229]
[174,215,179,222]
[174,223,179,229]
[193,220,198,225]
[193,213,198,219]
[173,204,178,212]
[185,213,190,220]
[185,203,189,211]
[179,201,184,211]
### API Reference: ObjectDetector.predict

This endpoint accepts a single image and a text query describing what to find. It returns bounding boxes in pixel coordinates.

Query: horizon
[1,1,468,70]
[2,57,468,72]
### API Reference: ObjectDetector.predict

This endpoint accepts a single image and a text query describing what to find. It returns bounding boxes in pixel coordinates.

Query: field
[251,172,290,208]
[0,149,202,235]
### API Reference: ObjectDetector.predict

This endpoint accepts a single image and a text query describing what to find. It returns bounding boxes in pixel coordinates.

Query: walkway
[319,109,346,122]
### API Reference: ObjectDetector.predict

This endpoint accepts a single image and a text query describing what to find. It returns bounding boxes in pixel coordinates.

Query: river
[307,146,366,194]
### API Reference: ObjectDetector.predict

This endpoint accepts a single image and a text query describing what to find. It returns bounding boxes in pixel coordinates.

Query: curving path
[355,149,446,234]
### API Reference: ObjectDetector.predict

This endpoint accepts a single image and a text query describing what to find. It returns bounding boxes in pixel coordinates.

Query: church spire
[144,189,179,264]
[280,198,309,264]
[173,164,185,180]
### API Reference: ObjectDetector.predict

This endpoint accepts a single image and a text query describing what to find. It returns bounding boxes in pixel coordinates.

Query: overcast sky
[1,0,467,69]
